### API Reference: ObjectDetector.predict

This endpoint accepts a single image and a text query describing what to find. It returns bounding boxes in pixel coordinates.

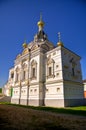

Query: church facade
[7,17,84,107]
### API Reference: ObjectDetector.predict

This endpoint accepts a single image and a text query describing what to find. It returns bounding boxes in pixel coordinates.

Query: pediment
[47,57,55,65]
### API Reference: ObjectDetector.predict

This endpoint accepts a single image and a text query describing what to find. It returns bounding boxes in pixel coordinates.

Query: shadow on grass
[0,102,86,117]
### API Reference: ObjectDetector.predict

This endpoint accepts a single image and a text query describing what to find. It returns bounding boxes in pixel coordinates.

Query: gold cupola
[58,41,64,47]
[37,20,44,27]
[57,32,64,47]
[22,40,27,49]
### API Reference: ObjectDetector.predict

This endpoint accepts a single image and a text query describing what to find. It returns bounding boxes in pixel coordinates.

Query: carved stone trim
[46,74,55,79]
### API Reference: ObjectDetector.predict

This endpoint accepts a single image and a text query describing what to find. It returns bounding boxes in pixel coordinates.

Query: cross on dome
[57,32,64,47]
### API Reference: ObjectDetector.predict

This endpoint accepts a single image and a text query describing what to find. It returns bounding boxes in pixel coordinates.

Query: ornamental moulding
[47,58,55,65]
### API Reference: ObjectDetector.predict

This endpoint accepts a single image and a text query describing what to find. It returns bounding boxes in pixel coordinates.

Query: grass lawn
[1,102,86,117]
[0,88,2,93]
[68,106,86,111]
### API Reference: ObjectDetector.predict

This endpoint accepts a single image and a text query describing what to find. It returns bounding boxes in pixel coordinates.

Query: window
[57,88,60,92]
[72,68,75,76]
[49,67,52,76]
[11,73,14,79]
[23,70,26,80]
[16,73,19,81]
[57,73,59,76]
[56,65,59,68]
[72,63,75,76]
[47,57,55,78]
[31,60,37,79]
[16,67,20,82]
[32,68,35,77]
[46,89,49,92]
[30,89,32,92]
[34,89,37,92]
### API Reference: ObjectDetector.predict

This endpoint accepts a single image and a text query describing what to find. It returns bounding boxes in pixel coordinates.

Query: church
[6,16,84,107]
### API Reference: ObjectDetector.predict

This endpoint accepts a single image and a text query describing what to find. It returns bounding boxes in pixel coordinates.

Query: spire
[37,13,44,31]
[57,32,64,47]
[40,12,42,21]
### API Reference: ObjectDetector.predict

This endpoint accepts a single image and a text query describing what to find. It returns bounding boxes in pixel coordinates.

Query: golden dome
[57,41,64,47]
[37,20,44,27]
[22,42,27,49]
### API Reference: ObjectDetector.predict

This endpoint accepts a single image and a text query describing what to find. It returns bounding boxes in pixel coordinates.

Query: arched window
[31,60,37,79]
[32,68,35,77]
[16,73,19,81]
[46,57,55,78]
[72,63,75,76]
[70,58,76,77]
[11,73,14,79]
[22,63,27,80]
[49,67,52,76]
[15,67,20,82]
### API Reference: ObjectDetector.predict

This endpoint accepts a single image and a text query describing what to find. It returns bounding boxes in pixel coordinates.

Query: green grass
[68,106,86,111]
[0,88,2,93]
[0,102,86,117]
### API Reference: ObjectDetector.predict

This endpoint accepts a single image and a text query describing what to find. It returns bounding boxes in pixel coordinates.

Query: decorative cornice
[45,80,63,85]
[62,46,81,59]
[29,82,39,86]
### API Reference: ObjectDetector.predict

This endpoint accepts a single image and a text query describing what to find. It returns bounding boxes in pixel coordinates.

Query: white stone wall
[61,47,82,83]
[45,82,64,100]
[46,47,63,82]
[21,86,28,99]
[64,82,84,99]
[29,85,39,99]
[12,87,20,98]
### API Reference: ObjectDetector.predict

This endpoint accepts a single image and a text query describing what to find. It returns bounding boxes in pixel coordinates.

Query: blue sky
[0,0,86,87]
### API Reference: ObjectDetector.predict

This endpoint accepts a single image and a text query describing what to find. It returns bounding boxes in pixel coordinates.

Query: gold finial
[57,32,64,47]
[37,13,44,28]
[22,39,27,49]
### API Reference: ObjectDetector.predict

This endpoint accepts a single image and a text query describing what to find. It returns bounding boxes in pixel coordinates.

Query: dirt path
[0,104,86,130]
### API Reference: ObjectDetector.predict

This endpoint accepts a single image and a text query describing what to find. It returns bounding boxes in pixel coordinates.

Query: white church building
[5,16,84,107]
